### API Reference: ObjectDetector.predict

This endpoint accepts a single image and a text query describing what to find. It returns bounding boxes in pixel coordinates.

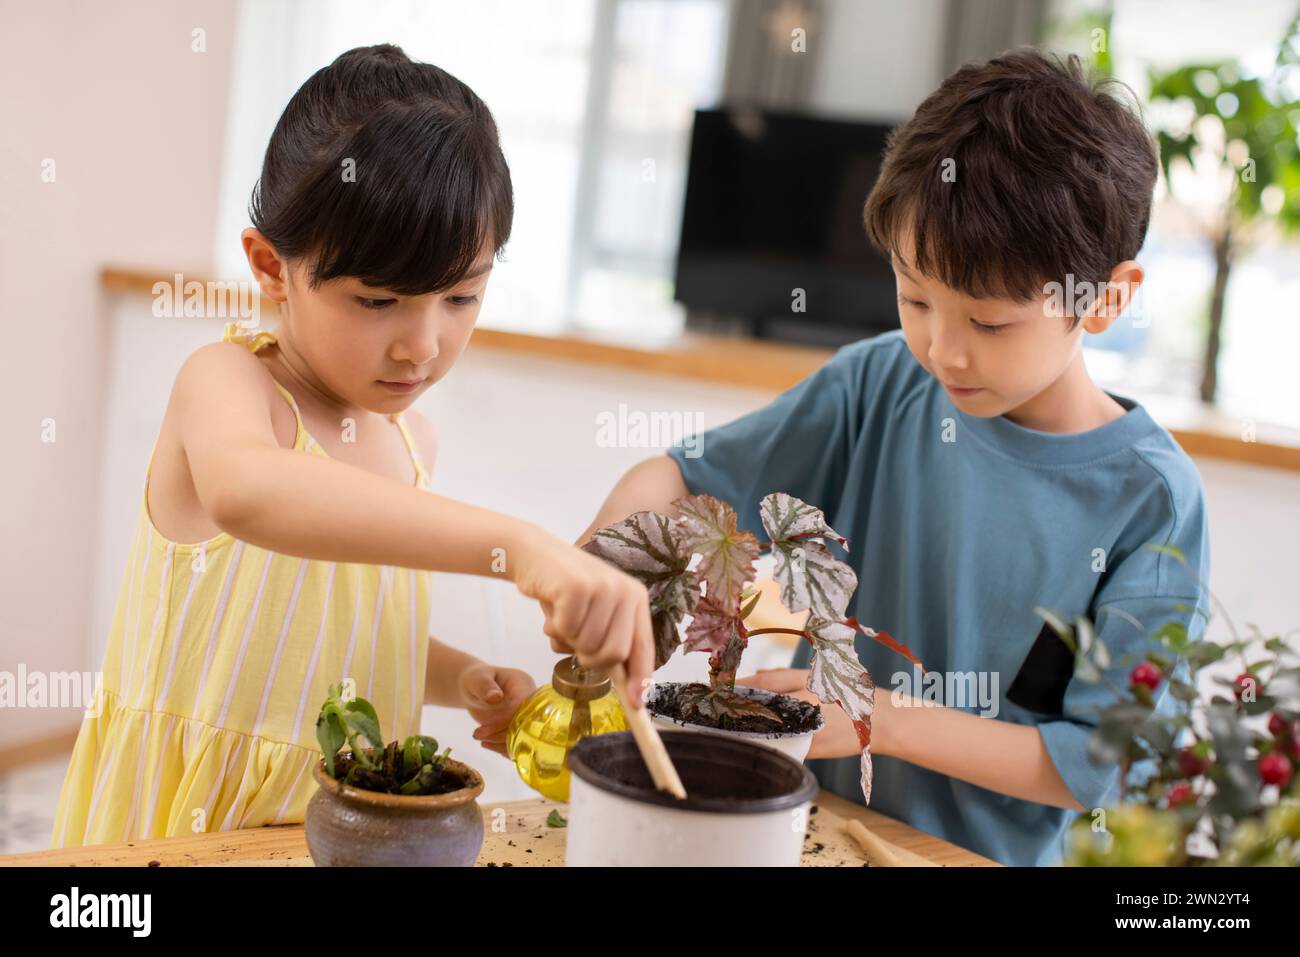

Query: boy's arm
[876,693,1086,811]
[742,670,1084,810]
[577,340,871,545]
[576,455,688,546]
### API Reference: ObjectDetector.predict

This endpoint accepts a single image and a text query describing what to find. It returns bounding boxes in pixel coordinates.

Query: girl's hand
[512,531,654,707]
[738,668,884,759]
[461,663,536,757]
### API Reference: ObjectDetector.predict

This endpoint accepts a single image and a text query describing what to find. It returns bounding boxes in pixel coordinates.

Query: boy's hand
[460,663,536,757]
[738,668,882,759]
[513,531,654,707]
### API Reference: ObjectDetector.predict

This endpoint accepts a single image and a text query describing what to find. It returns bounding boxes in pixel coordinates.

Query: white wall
[0,0,236,748]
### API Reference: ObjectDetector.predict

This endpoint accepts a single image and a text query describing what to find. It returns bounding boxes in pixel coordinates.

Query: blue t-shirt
[667,330,1210,866]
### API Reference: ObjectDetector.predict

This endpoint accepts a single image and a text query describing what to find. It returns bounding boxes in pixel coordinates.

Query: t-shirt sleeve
[666,341,870,537]
[1037,476,1211,811]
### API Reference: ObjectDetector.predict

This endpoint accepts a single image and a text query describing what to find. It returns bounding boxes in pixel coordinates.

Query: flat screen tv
[673,107,900,348]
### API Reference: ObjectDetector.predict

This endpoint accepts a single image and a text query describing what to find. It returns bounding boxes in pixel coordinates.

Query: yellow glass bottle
[507,655,628,801]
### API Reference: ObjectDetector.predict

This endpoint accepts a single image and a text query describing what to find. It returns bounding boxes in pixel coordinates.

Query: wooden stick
[610,663,687,799]
[845,819,901,867]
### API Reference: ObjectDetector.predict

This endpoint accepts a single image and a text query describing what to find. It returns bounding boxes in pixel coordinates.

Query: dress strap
[389,414,431,488]
[221,320,279,354]
[221,322,307,449]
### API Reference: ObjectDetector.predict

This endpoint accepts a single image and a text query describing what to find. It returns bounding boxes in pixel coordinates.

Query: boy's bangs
[865,153,1063,304]
[297,105,512,296]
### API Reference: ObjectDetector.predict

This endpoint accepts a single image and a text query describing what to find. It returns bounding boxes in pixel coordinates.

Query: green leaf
[402,736,422,777]
[343,694,380,726]
[1241,694,1278,716]
[316,710,346,778]
[546,809,567,828]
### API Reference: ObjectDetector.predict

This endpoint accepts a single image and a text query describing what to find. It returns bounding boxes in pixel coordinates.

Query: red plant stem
[746,627,812,647]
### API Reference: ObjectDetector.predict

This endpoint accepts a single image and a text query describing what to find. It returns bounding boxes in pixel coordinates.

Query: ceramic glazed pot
[305,757,485,867]
[647,681,825,763]
[566,729,818,866]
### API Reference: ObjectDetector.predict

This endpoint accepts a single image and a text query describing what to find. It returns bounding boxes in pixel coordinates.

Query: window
[214,0,727,340]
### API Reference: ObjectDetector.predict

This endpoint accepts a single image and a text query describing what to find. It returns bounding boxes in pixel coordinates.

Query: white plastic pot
[565,729,818,867]
[647,681,824,763]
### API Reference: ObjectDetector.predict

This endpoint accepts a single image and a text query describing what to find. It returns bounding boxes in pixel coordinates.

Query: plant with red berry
[1055,545,1300,866]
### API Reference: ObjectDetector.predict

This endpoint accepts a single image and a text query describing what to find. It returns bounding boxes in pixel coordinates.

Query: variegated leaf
[771,538,858,620]
[806,616,877,805]
[761,493,856,619]
[582,510,691,590]
[673,494,759,609]
[582,510,700,668]
[760,492,848,548]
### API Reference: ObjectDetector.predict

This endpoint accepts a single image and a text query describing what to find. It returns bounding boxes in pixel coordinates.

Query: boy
[579,48,1210,866]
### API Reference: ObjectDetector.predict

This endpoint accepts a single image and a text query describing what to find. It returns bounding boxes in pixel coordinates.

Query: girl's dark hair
[864,47,1157,322]
[250,43,513,296]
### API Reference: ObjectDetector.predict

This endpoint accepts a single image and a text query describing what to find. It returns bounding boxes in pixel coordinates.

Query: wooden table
[2,790,996,867]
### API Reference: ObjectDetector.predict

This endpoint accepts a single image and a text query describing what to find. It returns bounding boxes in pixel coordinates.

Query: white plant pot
[647,681,824,763]
[565,729,818,866]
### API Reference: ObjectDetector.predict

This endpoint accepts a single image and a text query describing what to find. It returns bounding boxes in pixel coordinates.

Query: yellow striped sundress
[51,322,435,848]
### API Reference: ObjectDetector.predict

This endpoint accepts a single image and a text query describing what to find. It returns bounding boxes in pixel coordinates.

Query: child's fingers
[597,594,635,670]
[625,596,654,708]
[497,668,536,703]
[462,667,505,706]
[574,588,620,658]
[542,590,588,647]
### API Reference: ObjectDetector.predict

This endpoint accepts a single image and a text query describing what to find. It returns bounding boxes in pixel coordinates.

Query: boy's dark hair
[864,47,1157,322]
[250,44,513,296]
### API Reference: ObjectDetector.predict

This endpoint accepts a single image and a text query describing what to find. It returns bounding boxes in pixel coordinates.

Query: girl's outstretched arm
[170,340,655,703]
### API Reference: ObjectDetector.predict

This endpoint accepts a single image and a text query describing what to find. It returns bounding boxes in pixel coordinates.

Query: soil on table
[649,681,822,735]
[330,747,468,796]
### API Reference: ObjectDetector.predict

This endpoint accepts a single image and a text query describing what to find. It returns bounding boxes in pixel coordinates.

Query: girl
[52,44,653,848]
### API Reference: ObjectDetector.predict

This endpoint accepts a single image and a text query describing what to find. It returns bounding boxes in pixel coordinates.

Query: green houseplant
[1054,547,1300,866]
[304,683,486,867]
[1145,10,1300,403]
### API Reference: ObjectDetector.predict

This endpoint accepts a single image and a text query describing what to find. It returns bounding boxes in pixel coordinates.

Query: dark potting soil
[571,728,817,809]
[331,749,467,796]
[649,681,822,735]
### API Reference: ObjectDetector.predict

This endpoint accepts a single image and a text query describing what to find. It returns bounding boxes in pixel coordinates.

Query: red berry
[1267,712,1292,738]
[1258,753,1293,787]
[1178,747,1210,777]
[1166,783,1195,807]
[1130,663,1162,691]
[1234,673,1258,702]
